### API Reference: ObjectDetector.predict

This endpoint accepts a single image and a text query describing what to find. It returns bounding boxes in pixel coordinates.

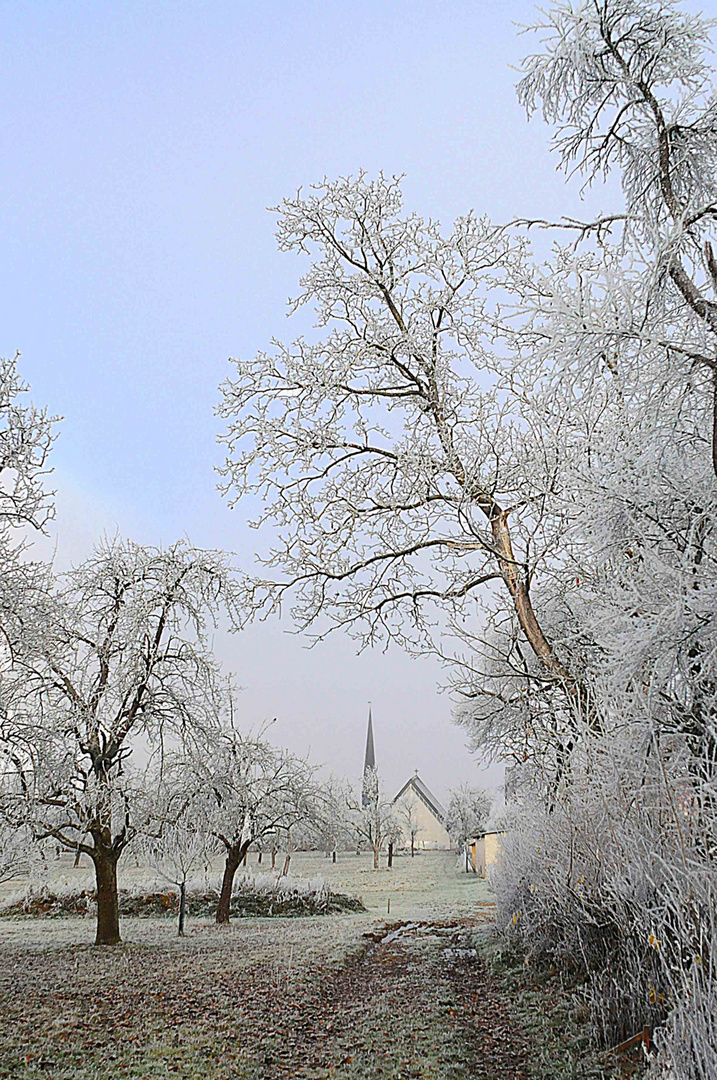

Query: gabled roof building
[393,772,453,850]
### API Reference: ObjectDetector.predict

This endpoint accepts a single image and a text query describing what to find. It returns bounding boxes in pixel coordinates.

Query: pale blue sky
[2,0,629,797]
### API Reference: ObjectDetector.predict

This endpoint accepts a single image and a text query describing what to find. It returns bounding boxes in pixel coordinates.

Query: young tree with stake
[141,778,213,937]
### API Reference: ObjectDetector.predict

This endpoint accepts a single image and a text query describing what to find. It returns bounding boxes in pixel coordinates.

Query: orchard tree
[140,772,214,937]
[444,783,492,846]
[4,537,239,945]
[188,723,321,924]
[396,793,423,857]
[349,767,398,870]
[298,775,354,858]
[0,810,41,886]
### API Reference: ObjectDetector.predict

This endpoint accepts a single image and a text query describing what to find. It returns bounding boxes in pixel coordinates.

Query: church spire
[362,704,377,808]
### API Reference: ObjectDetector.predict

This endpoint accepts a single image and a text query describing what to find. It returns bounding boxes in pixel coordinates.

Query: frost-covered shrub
[492,746,716,1074]
[0,870,364,919]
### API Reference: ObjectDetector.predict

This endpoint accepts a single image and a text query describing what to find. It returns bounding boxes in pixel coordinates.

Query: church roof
[393,774,447,823]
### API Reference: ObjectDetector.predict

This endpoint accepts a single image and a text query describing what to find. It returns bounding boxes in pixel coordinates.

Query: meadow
[0,851,641,1080]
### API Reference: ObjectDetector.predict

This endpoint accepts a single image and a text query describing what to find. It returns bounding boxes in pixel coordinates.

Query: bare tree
[444,783,492,847]
[297,774,354,858]
[396,793,423,857]
[349,767,398,870]
[217,175,582,716]
[188,723,321,925]
[141,779,213,936]
[3,537,238,945]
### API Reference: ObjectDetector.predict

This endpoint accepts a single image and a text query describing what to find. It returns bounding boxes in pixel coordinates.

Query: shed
[468,830,505,877]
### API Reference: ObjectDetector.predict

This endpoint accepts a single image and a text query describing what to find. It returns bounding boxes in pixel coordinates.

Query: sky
[0,0,632,800]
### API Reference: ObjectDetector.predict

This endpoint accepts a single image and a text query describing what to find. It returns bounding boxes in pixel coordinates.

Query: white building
[393,773,452,851]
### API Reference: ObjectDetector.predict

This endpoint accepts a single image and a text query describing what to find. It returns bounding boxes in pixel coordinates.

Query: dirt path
[262,918,530,1080]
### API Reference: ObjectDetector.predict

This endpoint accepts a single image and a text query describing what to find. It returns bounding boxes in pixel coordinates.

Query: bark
[387,842,394,868]
[216,845,244,925]
[178,881,187,937]
[712,368,717,481]
[93,848,121,946]
[332,851,336,863]
[373,844,379,870]
[490,510,570,681]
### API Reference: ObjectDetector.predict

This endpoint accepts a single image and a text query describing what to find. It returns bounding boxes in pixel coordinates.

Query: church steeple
[362,704,377,808]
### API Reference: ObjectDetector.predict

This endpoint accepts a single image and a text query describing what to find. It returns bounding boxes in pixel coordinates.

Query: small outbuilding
[468,830,505,877]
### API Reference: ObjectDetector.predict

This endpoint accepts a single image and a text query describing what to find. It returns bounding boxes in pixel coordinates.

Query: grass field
[0,851,639,1079]
[0,848,492,934]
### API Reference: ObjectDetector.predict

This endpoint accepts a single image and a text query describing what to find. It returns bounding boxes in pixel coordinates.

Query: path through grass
[0,853,640,1078]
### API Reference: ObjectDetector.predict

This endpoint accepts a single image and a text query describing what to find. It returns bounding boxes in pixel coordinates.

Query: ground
[0,851,642,1079]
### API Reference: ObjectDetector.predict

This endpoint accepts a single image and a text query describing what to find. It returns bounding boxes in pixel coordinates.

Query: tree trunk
[93,848,121,946]
[282,852,291,876]
[332,851,336,863]
[271,849,277,869]
[373,844,379,870]
[216,846,243,925]
[257,851,262,864]
[178,881,187,936]
[387,842,394,868]
[411,836,415,857]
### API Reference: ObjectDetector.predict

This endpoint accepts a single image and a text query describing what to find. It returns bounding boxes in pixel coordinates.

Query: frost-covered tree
[444,783,492,847]
[451,2,717,1072]
[0,814,39,886]
[0,353,56,545]
[188,723,321,924]
[3,537,239,945]
[349,767,399,870]
[0,354,57,719]
[141,781,212,936]
[396,793,423,857]
[217,175,583,710]
[297,774,354,856]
